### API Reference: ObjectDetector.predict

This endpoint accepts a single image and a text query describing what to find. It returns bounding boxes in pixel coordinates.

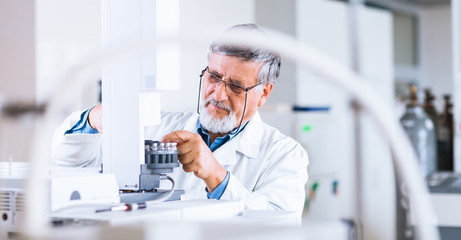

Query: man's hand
[88,104,103,133]
[162,130,227,192]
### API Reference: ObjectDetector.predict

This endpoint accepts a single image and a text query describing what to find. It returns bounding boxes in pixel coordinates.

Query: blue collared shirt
[65,107,99,134]
[66,108,248,200]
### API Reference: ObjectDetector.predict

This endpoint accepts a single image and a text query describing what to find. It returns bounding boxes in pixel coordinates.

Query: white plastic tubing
[26,28,439,240]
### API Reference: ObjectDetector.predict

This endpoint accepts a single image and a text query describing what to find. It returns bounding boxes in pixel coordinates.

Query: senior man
[52,23,308,216]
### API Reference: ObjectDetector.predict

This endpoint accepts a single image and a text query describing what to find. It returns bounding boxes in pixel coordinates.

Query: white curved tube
[146,175,176,205]
[223,28,439,240]
[26,27,439,240]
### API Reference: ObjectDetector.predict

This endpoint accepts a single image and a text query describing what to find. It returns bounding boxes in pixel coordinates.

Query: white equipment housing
[101,0,179,190]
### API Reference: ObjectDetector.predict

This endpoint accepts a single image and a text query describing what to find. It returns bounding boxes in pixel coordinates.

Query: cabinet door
[296,1,395,240]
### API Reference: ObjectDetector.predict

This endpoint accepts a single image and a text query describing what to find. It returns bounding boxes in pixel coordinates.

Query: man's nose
[213,81,228,101]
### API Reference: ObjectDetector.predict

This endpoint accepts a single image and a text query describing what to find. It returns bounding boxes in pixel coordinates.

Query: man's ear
[257,83,274,107]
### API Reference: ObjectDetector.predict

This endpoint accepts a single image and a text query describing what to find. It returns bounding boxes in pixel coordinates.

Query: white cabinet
[259,1,395,239]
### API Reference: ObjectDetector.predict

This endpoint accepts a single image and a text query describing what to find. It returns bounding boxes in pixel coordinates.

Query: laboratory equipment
[120,140,184,203]
[0,163,243,236]
[0,163,120,235]
[422,88,439,136]
[101,0,180,194]
[427,172,461,240]
[398,85,437,239]
[95,202,147,213]
[400,84,437,177]
[139,141,179,191]
[437,94,454,171]
[16,3,440,239]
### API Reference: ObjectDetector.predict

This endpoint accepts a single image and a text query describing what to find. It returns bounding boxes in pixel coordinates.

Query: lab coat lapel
[213,138,239,166]
[184,113,200,134]
[234,112,262,159]
[212,112,263,165]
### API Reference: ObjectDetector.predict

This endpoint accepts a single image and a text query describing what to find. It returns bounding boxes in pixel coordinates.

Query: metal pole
[348,1,364,239]
[452,0,461,171]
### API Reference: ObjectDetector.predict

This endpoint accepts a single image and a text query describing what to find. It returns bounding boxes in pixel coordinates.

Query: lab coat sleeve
[220,141,308,216]
[51,110,102,167]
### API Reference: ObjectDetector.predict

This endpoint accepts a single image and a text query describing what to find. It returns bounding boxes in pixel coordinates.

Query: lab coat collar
[185,113,200,134]
[212,112,262,164]
[233,111,262,158]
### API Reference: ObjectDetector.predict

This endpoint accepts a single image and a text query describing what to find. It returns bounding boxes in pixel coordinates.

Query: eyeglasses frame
[196,66,263,134]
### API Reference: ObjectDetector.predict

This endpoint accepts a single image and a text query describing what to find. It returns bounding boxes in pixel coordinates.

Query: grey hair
[207,23,281,86]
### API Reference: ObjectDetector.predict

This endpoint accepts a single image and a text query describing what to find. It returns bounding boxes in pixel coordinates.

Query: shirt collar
[197,120,249,152]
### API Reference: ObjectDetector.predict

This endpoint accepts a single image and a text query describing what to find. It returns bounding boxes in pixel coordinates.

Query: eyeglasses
[200,67,262,95]
[196,66,260,134]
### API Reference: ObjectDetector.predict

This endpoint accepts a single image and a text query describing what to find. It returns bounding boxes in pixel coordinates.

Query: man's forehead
[208,53,260,83]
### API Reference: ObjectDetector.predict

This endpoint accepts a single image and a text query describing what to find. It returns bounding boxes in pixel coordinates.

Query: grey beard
[199,98,237,134]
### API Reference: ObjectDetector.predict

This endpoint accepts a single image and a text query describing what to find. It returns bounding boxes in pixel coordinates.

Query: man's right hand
[88,104,103,133]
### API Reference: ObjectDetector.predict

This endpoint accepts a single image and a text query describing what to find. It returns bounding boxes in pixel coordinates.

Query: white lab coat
[52,110,309,216]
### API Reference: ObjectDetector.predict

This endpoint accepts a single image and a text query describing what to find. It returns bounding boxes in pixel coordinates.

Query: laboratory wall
[159,0,255,112]
[393,10,419,113]
[35,0,101,111]
[0,0,36,103]
[419,3,452,111]
[0,0,36,164]
[254,0,297,106]
[394,13,417,70]
[0,0,101,164]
